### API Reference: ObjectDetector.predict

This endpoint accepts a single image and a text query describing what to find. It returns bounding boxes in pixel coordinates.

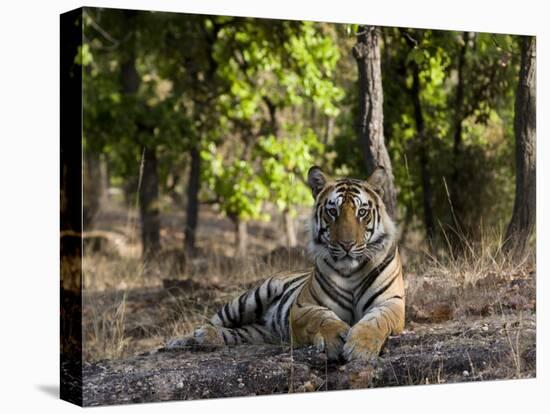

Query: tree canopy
[79,7,530,256]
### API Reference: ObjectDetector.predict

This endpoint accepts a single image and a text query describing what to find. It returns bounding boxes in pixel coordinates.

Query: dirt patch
[76,312,535,406]
[78,202,536,404]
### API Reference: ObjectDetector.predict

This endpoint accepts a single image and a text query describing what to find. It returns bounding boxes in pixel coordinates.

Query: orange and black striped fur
[166,166,405,361]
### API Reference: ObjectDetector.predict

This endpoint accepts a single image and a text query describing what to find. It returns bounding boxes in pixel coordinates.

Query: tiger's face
[307,166,395,271]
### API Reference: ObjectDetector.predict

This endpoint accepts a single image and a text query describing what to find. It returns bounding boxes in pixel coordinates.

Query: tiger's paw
[165,325,224,350]
[192,324,225,346]
[342,321,386,362]
[164,336,195,349]
[313,319,350,361]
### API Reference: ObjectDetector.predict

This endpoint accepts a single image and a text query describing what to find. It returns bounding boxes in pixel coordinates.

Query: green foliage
[80,7,523,244]
[201,142,269,221]
[75,44,93,66]
[201,128,323,221]
[214,20,343,120]
[198,18,342,222]
[257,129,323,214]
[332,28,520,239]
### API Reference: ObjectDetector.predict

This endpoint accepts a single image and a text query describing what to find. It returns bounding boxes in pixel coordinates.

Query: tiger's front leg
[290,303,351,361]
[343,298,405,361]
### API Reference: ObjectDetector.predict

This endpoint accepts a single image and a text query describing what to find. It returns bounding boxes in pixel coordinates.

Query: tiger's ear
[366,166,388,197]
[307,166,327,198]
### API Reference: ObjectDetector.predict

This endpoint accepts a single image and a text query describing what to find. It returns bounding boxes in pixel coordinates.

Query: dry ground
[79,312,534,405]
[80,201,536,388]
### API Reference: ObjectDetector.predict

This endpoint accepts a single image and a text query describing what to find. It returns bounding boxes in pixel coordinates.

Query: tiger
[166,166,405,361]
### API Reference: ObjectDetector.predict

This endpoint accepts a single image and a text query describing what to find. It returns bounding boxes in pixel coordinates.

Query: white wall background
[0,0,547,412]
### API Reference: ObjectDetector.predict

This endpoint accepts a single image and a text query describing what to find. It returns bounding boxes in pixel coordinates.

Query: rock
[71,315,535,406]
[506,293,529,310]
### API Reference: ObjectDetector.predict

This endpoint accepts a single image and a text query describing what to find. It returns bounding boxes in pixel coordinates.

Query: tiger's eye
[358,208,368,217]
[328,208,338,216]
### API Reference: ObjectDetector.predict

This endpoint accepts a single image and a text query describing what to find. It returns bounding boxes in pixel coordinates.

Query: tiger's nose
[339,240,354,252]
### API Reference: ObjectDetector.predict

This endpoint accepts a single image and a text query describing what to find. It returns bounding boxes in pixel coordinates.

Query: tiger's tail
[166,271,309,348]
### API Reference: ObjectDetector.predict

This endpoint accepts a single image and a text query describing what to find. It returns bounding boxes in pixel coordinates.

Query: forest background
[67,8,535,365]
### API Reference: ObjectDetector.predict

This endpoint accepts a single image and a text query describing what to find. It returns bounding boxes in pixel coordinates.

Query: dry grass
[82,202,535,387]
[82,245,308,361]
[84,291,130,360]
[397,228,536,381]
[405,226,535,321]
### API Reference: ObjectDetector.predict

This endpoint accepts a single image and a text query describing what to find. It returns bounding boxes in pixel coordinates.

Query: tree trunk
[411,65,435,243]
[401,29,435,244]
[139,146,161,259]
[120,57,140,95]
[99,155,110,205]
[83,150,103,230]
[233,217,248,256]
[450,32,469,230]
[503,36,536,258]
[284,209,297,248]
[353,26,397,218]
[184,146,201,254]
[166,170,182,206]
[120,20,161,261]
[323,115,335,146]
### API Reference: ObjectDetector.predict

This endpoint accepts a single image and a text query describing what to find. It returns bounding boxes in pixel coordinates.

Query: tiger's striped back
[209,271,310,343]
[166,166,405,361]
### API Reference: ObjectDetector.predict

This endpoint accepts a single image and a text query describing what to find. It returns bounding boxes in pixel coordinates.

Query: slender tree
[503,36,536,257]
[184,146,201,254]
[400,29,436,243]
[83,150,103,230]
[449,31,469,232]
[120,13,161,259]
[181,18,225,254]
[138,145,161,257]
[353,26,397,217]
